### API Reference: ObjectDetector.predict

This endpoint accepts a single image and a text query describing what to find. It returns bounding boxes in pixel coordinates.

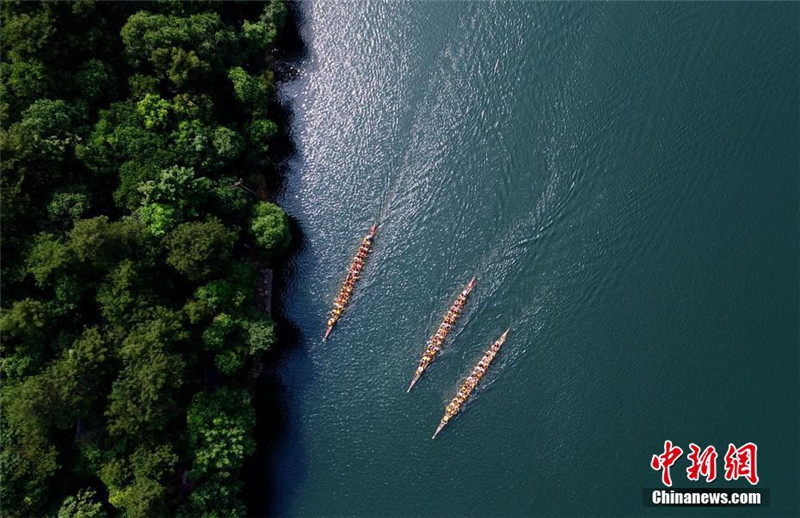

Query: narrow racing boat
[323,224,377,340]
[407,277,476,392]
[432,329,509,439]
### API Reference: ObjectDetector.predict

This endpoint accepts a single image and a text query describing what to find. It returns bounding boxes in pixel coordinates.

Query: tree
[165,218,236,280]
[241,1,287,58]
[137,165,213,235]
[185,388,255,516]
[0,7,55,62]
[0,298,49,378]
[47,191,91,228]
[0,411,59,517]
[25,232,73,287]
[201,313,237,350]
[249,201,290,256]
[172,93,213,121]
[58,488,108,518]
[0,59,53,117]
[67,216,148,271]
[120,11,234,88]
[75,59,114,106]
[106,310,187,437]
[13,99,83,163]
[96,260,157,327]
[247,319,277,354]
[106,346,185,438]
[128,74,159,100]
[228,66,271,113]
[100,445,178,517]
[137,93,171,130]
[0,2,290,515]
[246,118,278,161]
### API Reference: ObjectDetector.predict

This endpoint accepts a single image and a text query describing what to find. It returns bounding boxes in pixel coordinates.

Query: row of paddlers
[323,224,509,439]
[323,224,377,340]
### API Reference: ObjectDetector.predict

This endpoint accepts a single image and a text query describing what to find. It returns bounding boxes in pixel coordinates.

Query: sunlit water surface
[267,2,798,516]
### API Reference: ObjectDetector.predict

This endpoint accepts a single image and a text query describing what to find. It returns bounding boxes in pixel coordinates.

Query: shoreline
[242,3,308,516]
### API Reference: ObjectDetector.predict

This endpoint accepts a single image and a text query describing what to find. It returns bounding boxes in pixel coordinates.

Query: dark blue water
[269,2,799,516]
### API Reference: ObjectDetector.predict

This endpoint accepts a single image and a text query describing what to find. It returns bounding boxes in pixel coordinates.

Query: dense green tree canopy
[1,1,290,516]
[250,201,291,256]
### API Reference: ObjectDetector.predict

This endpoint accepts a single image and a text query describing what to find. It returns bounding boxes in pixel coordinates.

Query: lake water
[266,2,799,516]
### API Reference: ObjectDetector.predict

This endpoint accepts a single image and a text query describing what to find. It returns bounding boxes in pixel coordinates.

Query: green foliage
[172,93,213,121]
[106,326,185,437]
[0,8,55,62]
[0,413,59,517]
[58,488,108,518]
[101,444,178,517]
[96,260,157,327]
[172,119,213,168]
[1,1,290,515]
[247,118,279,159]
[215,348,245,376]
[242,1,288,57]
[202,313,237,350]
[195,262,256,311]
[75,59,114,105]
[115,160,163,211]
[48,191,91,227]
[128,74,159,100]
[137,93,172,130]
[212,126,244,166]
[210,180,249,217]
[166,218,236,280]
[1,59,53,116]
[188,389,256,471]
[3,99,83,175]
[121,11,234,87]
[68,216,148,270]
[138,203,178,236]
[137,165,213,234]
[25,232,72,287]
[0,298,49,378]
[249,201,290,256]
[1,326,113,514]
[1,298,49,340]
[247,319,277,354]
[228,66,271,112]
[185,388,255,516]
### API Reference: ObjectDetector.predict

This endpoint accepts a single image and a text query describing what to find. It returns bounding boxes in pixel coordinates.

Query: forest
[0,1,291,516]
